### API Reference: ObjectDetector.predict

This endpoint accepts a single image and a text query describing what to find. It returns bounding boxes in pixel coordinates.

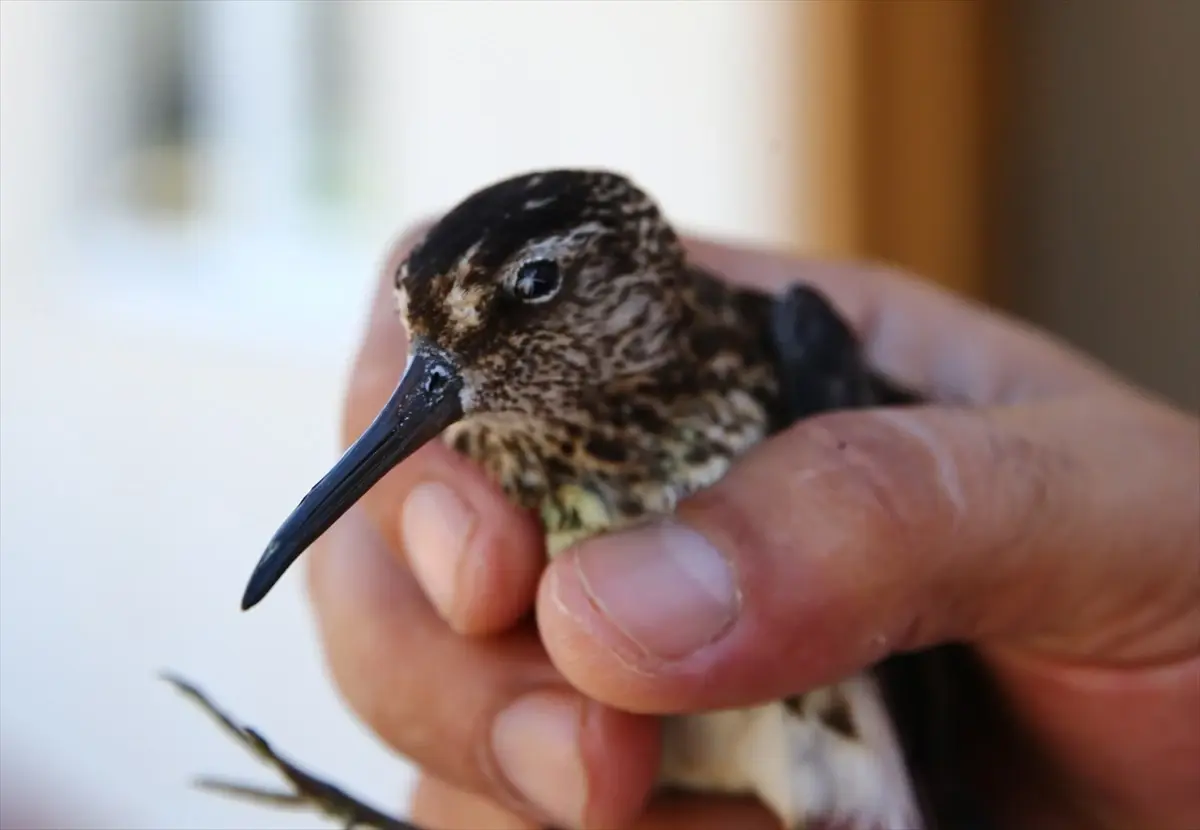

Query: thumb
[535,393,1197,713]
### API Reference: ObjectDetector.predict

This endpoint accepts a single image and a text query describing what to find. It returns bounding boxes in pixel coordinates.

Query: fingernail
[573,521,739,661]
[402,482,475,620]
[492,690,588,828]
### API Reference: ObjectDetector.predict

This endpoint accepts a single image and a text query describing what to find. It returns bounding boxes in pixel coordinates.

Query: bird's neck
[672,264,785,398]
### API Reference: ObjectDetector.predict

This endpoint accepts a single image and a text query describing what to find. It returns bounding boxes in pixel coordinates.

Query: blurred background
[1,1,1195,828]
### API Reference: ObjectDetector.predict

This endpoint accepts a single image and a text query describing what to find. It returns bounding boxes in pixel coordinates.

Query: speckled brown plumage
[436,268,784,550]
[398,171,795,555]
[172,169,987,830]
[392,170,926,825]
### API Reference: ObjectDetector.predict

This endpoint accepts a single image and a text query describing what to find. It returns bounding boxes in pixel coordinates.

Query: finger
[346,228,1107,635]
[411,773,781,830]
[411,774,539,830]
[683,234,1117,405]
[340,222,545,636]
[535,394,1199,712]
[306,508,661,829]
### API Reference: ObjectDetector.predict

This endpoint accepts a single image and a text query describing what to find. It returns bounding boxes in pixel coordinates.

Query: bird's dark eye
[513,259,561,303]
[424,365,450,395]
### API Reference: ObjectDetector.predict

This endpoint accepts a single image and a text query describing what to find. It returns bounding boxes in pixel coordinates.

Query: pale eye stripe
[446,284,484,329]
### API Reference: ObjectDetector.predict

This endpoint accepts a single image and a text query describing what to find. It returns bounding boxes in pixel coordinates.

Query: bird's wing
[768,282,920,421]
[767,283,995,830]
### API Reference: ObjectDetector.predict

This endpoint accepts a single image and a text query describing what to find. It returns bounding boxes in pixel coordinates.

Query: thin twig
[163,672,423,830]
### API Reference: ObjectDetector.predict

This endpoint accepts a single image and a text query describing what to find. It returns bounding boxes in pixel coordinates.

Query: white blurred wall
[347,1,814,243]
[0,1,819,826]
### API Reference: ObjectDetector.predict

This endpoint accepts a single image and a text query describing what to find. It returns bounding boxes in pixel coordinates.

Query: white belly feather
[543,486,923,830]
[449,415,924,830]
[659,677,922,830]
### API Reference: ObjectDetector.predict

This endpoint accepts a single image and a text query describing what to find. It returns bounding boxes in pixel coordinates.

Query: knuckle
[800,412,984,649]
[975,411,1069,561]
[800,412,928,545]
[679,411,934,567]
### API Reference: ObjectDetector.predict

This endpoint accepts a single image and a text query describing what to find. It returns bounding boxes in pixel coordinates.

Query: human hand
[307,226,1200,830]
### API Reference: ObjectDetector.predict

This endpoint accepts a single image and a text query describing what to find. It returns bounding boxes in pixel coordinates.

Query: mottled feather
[393,170,925,828]
[173,169,988,830]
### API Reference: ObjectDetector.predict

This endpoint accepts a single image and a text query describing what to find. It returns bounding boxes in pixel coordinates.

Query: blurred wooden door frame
[804,1,1007,302]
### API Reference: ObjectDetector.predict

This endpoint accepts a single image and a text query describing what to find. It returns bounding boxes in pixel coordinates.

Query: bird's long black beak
[241,339,464,610]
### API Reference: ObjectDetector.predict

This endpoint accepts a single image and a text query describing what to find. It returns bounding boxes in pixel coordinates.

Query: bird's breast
[441,392,771,555]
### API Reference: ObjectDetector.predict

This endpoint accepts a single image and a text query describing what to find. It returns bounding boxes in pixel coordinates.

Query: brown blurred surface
[809,0,1198,410]
[1006,0,1200,410]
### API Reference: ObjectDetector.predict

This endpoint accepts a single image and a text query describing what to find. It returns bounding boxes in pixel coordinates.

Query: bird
[169,168,988,830]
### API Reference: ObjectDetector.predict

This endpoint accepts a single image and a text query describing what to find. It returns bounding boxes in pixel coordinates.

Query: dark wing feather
[768,282,920,419]
[767,283,994,830]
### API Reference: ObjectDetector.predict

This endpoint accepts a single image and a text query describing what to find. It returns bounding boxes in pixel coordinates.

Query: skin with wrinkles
[170,170,938,830]
[170,169,1200,830]
[390,169,926,828]
[307,228,1198,830]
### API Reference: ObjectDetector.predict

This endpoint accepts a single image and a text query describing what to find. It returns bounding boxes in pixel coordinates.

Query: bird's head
[398,168,686,415]
[242,169,685,608]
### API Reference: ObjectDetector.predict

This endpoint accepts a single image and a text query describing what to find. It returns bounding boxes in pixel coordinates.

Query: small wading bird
[168,169,988,829]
